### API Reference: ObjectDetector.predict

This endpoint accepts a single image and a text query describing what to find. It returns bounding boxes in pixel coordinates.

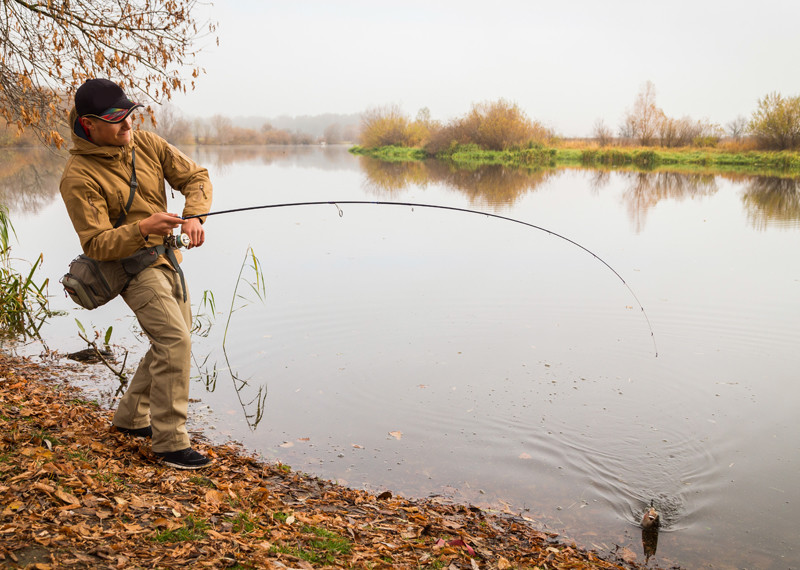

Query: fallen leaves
[54,488,80,505]
[0,351,649,569]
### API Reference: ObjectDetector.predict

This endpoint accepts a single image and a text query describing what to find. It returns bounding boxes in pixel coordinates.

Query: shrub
[632,150,659,168]
[593,119,614,147]
[692,135,718,148]
[748,92,800,150]
[358,106,424,149]
[425,99,549,154]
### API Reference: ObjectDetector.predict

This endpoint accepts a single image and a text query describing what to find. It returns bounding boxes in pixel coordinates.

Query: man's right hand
[139,212,183,238]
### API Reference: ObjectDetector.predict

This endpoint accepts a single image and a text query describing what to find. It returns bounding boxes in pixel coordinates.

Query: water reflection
[193,342,268,430]
[357,156,800,230]
[617,172,718,233]
[189,144,360,175]
[0,148,65,213]
[590,169,800,231]
[741,176,800,229]
[3,146,798,232]
[358,156,559,206]
[191,245,270,430]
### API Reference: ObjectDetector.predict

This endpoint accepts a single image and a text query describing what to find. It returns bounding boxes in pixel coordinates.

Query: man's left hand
[180,218,205,249]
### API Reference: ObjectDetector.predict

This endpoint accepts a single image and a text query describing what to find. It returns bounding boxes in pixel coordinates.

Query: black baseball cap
[75,79,142,123]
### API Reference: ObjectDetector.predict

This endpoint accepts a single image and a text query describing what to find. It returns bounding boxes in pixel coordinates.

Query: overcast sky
[172,0,800,137]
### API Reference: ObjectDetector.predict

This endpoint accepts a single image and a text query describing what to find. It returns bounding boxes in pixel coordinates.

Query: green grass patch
[188,475,216,488]
[229,511,257,534]
[434,143,556,169]
[152,515,209,543]
[65,449,91,462]
[354,144,800,176]
[98,472,124,486]
[272,524,352,565]
[580,147,800,174]
[68,398,99,407]
[350,145,427,162]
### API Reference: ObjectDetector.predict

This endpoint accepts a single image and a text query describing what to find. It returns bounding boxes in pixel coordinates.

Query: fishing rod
[184,200,658,356]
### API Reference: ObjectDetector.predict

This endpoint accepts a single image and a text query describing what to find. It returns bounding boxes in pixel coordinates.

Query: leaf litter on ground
[0,351,658,569]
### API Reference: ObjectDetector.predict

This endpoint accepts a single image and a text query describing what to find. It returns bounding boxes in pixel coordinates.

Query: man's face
[84,115,132,146]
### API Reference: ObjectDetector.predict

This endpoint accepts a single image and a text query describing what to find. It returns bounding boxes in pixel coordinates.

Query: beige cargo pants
[113,264,192,453]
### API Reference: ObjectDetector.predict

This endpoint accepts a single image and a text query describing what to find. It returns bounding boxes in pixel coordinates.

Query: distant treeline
[358,82,800,154]
[0,107,361,147]
[2,82,798,152]
[145,108,360,146]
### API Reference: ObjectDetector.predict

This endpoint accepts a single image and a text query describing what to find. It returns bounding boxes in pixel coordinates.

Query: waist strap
[163,247,187,303]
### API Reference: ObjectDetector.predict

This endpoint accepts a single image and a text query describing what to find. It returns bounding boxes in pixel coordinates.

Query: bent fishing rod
[184,200,658,357]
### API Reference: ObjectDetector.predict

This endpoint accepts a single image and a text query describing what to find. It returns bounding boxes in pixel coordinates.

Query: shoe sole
[113,425,152,438]
[159,458,213,470]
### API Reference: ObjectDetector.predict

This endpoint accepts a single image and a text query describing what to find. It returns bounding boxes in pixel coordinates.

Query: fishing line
[185,201,658,356]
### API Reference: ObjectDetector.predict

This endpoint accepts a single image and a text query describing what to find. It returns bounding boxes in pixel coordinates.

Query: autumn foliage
[748,92,800,150]
[358,105,430,148]
[0,0,215,146]
[360,99,552,154]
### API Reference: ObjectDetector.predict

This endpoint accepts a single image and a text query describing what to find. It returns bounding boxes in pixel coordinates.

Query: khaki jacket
[60,108,212,263]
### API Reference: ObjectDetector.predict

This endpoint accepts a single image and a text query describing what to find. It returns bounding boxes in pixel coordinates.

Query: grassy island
[351,144,800,177]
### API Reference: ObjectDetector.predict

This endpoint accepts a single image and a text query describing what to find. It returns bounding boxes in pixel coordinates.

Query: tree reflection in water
[619,171,718,233]
[359,156,800,231]
[3,147,799,232]
[0,147,66,213]
[742,176,800,229]
[358,156,559,206]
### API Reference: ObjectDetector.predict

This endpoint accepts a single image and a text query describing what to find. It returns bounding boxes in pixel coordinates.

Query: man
[60,78,213,469]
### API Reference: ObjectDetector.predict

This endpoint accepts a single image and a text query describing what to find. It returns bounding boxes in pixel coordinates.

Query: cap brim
[86,103,142,124]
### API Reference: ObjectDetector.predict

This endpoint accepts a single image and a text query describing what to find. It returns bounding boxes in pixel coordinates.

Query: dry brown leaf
[33,482,55,493]
[54,488,80,505]
[204,489,225,504]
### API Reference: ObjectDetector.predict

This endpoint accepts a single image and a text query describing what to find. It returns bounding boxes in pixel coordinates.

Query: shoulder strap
[113,147,138,228]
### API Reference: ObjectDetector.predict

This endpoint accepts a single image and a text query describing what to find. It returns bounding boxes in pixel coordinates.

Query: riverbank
[0,350,657,569]
[350,144,800,176]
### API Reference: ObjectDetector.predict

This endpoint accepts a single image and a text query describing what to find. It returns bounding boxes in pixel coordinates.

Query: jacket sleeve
[153,134,213,222]
[60,165,148,261]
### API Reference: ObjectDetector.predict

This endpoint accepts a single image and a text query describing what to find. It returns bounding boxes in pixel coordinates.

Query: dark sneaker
[154,448,212,470]
[114,424,153,438]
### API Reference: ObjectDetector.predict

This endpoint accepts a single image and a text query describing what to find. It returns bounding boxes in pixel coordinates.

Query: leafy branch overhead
[0,0,217,146]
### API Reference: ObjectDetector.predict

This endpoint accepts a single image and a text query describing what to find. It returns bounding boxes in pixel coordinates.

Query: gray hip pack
[61,245,178,310]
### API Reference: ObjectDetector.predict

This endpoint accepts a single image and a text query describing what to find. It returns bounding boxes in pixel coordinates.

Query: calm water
[3,146,799,568]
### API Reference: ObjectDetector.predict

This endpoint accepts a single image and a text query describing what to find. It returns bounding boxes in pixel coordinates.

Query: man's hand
[180,217,205,249]
[139,212,183,238]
